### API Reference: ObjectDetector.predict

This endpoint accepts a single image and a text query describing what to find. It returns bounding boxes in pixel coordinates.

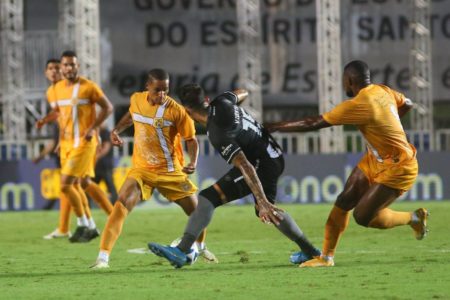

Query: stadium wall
[0,152,447,211]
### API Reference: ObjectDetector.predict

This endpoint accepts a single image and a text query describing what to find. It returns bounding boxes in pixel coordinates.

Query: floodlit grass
[0,202,449,300]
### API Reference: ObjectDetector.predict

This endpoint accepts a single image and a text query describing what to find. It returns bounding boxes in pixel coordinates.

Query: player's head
[45,58,61,84]
[60,50,79,81]
[146,68,169,104]
[177,83,209,121]
[343,60,371,97]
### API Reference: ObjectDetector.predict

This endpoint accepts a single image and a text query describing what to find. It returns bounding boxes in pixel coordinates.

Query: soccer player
[90,69,217,269]
[40,50,114,242]
[35,59,74,238]
[148,84,320,268]
[267,60,428,267]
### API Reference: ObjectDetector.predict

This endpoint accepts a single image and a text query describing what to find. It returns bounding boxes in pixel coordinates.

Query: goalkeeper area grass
[0,202,449,300]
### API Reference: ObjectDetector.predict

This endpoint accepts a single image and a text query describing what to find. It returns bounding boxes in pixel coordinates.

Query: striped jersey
[47,77,103,149]
[129,92,195,172]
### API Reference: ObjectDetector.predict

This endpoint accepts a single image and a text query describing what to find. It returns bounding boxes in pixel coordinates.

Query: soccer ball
[170,237,199,265]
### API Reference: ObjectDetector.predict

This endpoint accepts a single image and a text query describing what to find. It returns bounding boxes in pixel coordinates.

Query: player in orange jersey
[90,69,217,269]
[35,58,74,239]
[267,60,428,267]
[41,50,114,243]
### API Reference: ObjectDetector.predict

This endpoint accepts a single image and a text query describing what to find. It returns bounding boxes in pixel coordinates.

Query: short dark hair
[148,68,169,82]
[344,60,370,84]
[61,50,77,59]
[46,58,60,68]
[177,84,205,109]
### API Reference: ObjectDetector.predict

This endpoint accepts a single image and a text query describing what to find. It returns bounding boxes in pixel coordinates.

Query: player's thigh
[214,158,282,205]
[215,167,252,203]
[156,171,197,202]
[335,167,370,210]
[353,183,401,226]
[61,146,96,178]
[174,194,198,216]
[60,174,78,186]
[117,177,142,211]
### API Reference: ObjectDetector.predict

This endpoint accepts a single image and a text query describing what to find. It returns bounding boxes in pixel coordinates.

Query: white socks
[88,218,97,229]
[77,215,89,227]
[98,251,109,263]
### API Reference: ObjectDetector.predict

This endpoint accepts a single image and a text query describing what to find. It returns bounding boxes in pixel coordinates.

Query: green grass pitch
[1,202,449,300]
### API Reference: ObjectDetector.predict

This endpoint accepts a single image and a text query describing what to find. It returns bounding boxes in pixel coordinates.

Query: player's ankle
[98,250,109,263]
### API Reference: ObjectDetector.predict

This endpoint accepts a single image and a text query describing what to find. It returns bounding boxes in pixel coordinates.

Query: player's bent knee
[353,210,370,227]
[199,186,223,208]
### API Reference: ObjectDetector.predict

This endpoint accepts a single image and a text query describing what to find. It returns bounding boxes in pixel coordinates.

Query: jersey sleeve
[210,91,238,105]
[392,90,406,108]
[175,106,196,140]
[322,99,371,125]
[89,81,105,103]
[46,86,57,108]
[128,93,137,114]
[209,129,241,164]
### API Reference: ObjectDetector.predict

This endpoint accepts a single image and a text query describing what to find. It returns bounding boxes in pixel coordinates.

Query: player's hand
[84,128,95,141]
[182,162,196,174]
[256,201,284,226]
[54,143,60,155]
[35,119,45,129]
[32,157,42,164]
[110,130,123,147]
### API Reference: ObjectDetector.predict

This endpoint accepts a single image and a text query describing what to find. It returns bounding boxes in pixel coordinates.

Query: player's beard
[345,89,354,97]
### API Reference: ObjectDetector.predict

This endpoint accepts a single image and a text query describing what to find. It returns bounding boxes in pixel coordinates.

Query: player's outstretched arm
[231,151,284,225]
[111,111,133,147]
[398,98,414,118]
[233,89,249,106]
[265,115,332,133]
[183,137,199,174]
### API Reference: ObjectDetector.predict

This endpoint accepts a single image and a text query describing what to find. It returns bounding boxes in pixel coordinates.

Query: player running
[90,69,217,269]
[267,60,428,267]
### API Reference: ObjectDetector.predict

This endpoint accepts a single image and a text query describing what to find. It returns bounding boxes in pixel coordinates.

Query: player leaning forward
[91,69,217,269]
[268,60,429,268]
[149,85,320,268]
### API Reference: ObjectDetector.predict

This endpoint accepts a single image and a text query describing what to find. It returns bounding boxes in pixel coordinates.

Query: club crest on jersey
[71,97,79,106]
[153,118,164,128]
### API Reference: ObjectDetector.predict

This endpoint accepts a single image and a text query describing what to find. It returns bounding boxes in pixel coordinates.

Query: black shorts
[215,155,285,205]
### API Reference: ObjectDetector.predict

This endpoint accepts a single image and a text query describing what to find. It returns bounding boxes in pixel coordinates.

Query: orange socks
[100,201,129,254]
[76,184,92,219]
[322,205,350,257]
[85,182,113,215]
[368,208,412,229]
[61,184,84,217]
[58,193,71,234]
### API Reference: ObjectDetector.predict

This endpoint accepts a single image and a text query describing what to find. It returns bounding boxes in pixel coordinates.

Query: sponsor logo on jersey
[221,144,233,156]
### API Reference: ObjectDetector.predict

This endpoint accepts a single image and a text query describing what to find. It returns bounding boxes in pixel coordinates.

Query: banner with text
[0,152,448,211]
[96,0,450,105]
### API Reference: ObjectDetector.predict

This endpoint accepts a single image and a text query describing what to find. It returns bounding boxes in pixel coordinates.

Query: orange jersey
[129,92,195,172]
[323,84,415,162]
[47,77,103,149]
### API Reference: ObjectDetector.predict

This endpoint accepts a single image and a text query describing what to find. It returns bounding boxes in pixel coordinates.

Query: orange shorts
[357,151,418,193]
[60,145,96,178]
[127,167,197,201]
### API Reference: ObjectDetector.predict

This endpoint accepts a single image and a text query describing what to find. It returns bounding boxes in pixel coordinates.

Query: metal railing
[2,129,449,161]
